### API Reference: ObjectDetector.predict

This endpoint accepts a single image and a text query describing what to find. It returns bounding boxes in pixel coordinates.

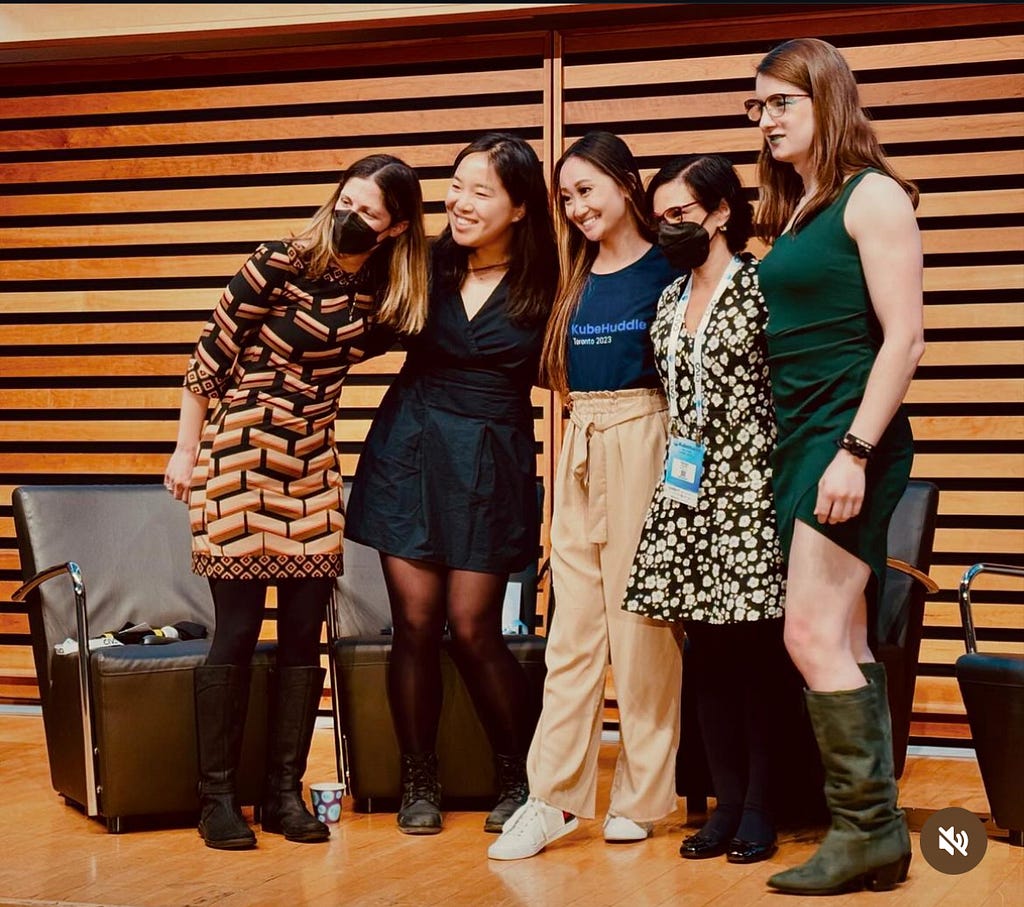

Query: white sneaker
[487,797,579,860]
[603,814,654,842]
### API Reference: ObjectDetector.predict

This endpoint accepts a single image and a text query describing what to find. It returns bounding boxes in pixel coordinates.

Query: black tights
[685,618,790,844]
[205,577,333,668]
[381,554,536,756]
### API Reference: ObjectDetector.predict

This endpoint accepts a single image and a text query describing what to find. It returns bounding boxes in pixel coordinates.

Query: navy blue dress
[345,274,542,573]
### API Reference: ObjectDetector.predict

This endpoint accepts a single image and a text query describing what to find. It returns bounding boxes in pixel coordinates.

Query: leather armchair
[955,562,1024,846]
[13,484,274,832]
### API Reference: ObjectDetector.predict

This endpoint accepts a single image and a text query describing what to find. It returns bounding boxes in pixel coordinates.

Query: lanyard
[666,255,742,439]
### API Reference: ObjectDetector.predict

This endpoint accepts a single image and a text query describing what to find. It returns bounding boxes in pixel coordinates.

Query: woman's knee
[447,620,503,663]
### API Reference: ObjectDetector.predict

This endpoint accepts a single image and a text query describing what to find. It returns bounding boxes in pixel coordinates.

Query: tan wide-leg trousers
[527,388,682,821]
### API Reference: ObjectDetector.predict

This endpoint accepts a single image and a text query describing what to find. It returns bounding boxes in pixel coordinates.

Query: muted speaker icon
[938,826,969,857]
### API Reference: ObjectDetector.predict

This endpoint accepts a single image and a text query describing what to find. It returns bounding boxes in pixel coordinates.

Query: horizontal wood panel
[934,491,1024,518]
[2,259,1018,292]
[0,450,1016,486]
[911,454,1023,479]
[908,416,1023,442]
[925,600,1024,628]
[3,304,1018,348]
[0,214,452,250]
[0,289,226,314]
[570,114,1022,158]
[904,379,1023,405]
[564,74,1024,124]
[3,218,1017,256]
[0,142,543,184]
[0,384,390,410]
[5,150,1017,220]
[933,528,1024,556]
[11,104,544,153]
[0,451,360,475]
[915,340,1022,367]
[923,228,1024,255]
[0,68,546,120]
[921,637,1024,665]
[923,303,1024,331]
[0,177,455,217]
[917,189,1024,218]
[564,34,1022,89]
[0,351,406,378]
[913,676,966,716]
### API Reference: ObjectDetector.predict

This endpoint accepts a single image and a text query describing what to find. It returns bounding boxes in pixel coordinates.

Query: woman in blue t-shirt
[489,131,683,860]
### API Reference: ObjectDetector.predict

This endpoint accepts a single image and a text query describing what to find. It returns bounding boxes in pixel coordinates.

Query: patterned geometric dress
[185,240,386,581]
[623,253,786,624]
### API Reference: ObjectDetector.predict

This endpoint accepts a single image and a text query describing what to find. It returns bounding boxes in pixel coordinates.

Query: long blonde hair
[293,154,429,334]
[754,38,918,243]
[539,132,654,395]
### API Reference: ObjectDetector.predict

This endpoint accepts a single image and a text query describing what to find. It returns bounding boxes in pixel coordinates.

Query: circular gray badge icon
[920,807,987,874]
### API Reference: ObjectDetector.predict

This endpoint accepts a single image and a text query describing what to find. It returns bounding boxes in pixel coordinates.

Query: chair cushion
[91,639,277,674]
[955,651,1024,686]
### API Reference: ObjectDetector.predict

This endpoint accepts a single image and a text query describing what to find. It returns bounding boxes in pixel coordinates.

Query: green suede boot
[767,663,911,895]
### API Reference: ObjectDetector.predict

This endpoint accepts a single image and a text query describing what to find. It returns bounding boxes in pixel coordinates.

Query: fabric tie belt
[566,388,666,544]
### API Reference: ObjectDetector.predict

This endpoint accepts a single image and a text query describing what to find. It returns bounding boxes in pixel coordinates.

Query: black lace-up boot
[397,752,442,834]
[484,754,529,833]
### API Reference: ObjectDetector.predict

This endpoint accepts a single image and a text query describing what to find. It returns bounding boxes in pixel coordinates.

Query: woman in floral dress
[624,154,790,865]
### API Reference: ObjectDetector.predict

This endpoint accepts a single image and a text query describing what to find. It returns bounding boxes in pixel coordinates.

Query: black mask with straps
[332,209,381,255]
[657,214,712,271]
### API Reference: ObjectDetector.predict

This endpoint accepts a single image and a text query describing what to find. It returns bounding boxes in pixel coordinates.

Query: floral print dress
[623,253,785,624]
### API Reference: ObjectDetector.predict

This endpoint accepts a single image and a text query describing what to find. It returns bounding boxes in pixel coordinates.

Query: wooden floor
[0,713,1020,907]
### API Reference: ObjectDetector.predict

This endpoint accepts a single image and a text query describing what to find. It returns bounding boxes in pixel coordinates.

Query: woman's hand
[814,449,867,524]
[164,446,196,502]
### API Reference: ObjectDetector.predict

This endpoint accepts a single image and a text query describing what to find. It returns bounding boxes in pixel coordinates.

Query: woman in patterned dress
[163,154,429,850]
[751,39,924,897]
[623,154,790,865]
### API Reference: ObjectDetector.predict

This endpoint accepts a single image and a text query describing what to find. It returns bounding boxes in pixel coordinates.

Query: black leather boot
[397,752,442,835]
[194,664,257,850]
[484,753,529,833]
[260,665,330,843]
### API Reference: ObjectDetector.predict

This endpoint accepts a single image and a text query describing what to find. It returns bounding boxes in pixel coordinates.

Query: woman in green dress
[749,38,925,896]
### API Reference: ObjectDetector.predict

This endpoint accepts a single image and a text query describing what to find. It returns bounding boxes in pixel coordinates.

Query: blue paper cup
[309,782,344,825]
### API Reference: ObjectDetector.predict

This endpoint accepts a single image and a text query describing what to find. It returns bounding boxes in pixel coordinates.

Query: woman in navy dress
[346,133,558,835]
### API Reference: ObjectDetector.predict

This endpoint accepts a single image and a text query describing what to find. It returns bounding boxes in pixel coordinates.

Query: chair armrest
[959,562,1024,656]
[886,556,940,595]
[12,560,100,817]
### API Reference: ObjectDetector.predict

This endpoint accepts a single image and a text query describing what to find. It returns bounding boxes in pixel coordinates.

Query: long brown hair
[754,38,918,243]
[539,131,653,395]
[292,154,429,334]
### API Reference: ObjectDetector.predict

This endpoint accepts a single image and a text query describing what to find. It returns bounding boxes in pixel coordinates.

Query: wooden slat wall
[557,3,1024,745]
[0,4,1020,749]
[0,30,555,700]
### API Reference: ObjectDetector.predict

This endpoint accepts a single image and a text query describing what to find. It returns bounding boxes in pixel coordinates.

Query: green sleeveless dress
[758,169,914,611]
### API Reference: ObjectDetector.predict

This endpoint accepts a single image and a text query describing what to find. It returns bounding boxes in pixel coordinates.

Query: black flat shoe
[679,831,731,859]
[726,838,778,864]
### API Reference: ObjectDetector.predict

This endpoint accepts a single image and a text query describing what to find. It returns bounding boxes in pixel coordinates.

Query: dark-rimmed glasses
[743,94,810,123]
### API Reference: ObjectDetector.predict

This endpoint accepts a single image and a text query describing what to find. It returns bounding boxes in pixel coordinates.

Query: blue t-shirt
[567,245,679,392]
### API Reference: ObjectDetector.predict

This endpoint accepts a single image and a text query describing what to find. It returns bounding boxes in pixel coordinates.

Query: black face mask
[658,216,711,271]
[332,209,381,255]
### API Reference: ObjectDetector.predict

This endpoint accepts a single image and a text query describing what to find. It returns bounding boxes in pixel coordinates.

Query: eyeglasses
[743,93,810,123]
[655,201,702,225]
